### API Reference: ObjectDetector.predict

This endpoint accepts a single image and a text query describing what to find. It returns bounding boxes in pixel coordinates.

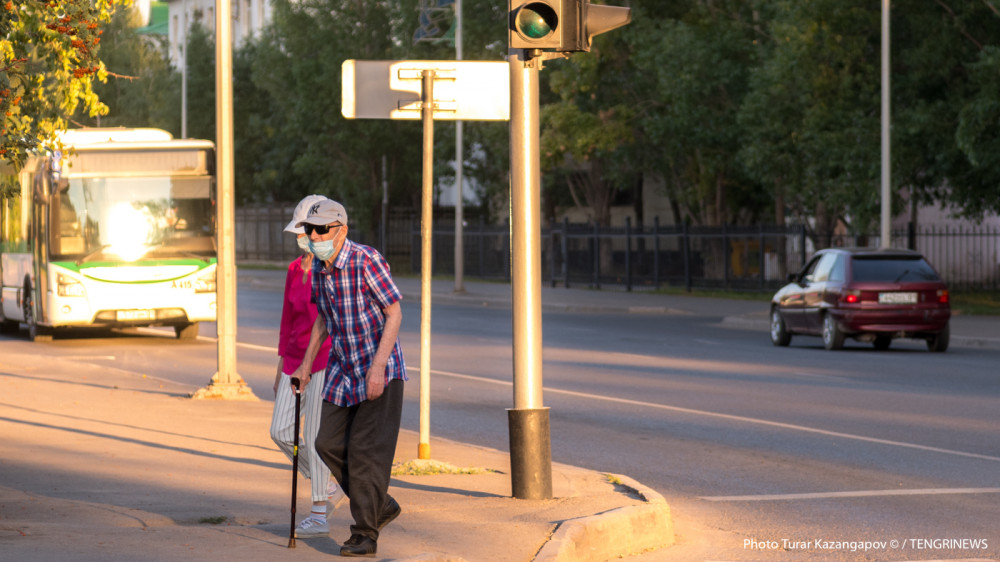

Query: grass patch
[951,291,1000,316]
[391,459,497,476]
[198,516,228,525]
[649,287,1000,315]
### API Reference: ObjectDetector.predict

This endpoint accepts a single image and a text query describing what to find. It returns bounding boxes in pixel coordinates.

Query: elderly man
[292,199,406,557]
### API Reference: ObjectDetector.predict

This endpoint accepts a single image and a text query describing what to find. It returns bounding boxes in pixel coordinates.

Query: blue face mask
[309,239,336,261]
[296,236,311,253]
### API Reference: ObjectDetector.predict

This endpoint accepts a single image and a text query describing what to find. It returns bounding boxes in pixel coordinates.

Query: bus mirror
[33,176,50,200]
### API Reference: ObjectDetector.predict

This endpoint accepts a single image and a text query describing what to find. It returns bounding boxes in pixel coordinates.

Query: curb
[533,474,674,562]
[721,315,1000,350]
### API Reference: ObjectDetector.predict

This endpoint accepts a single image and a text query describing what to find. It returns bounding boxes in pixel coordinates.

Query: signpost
[342,60,509,460]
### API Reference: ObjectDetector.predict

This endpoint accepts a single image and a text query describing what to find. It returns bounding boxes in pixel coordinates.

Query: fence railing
[235,207,1000,291]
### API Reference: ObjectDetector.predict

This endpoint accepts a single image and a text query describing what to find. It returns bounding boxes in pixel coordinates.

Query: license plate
[878,292,917,304]
[117,309,155,321]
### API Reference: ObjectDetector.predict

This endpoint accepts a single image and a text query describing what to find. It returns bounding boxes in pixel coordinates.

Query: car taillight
[842,290,861,304]
[937,289,949,304]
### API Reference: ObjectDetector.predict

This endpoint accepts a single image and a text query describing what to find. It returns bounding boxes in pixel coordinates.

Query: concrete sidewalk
[0,343,673,562]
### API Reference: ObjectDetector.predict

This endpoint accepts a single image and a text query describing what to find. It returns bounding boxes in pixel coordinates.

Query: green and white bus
[1,128,217,341]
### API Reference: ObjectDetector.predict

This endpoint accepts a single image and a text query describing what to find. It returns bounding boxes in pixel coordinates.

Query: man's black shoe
[377,497,402,531]
[340,534,377,557]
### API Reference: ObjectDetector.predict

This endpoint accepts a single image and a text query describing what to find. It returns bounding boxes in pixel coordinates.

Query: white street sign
[342,60,510,121]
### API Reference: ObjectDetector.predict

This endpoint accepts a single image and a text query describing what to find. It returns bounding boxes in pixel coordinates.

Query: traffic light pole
[507,49,552,500]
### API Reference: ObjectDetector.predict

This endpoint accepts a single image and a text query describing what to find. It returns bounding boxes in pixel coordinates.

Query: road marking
[793,372,846,381]
[136,328,279,353]
[702,488,1000,502]
[423,368,1000,464]
[123,334,992,466]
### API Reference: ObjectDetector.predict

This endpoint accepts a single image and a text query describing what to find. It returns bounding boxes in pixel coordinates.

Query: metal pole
[193,0,255,400]
[418,70,435,460]
[507,50,552,500]
[880,0,891,249]
[381,155,388,254]
[454,0,465,293]
[181,0,187,138]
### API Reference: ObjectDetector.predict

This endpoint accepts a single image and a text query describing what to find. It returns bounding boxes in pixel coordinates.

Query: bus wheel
[23,287,53,342]
[175,322,199,340]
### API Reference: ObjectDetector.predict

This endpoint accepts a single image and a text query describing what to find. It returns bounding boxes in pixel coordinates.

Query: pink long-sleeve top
[278,256,331,375]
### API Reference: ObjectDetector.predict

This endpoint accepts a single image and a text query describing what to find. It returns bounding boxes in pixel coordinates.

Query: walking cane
[287,377,302,548]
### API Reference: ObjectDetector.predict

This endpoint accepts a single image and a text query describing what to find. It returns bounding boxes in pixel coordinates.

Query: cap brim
[295,217,331,228]
[284,219,304,234]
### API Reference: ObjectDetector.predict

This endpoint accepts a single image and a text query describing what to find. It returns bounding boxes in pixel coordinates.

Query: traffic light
[508,0,631,54]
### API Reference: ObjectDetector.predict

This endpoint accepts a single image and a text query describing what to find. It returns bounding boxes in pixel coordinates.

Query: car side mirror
[787,272,799,284]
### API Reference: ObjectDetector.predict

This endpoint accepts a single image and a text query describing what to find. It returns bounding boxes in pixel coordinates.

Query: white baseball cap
[296,199,348,228]
[284,195,330,234]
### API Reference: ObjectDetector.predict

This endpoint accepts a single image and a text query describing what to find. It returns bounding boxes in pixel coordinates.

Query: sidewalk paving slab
[0,345,673,562]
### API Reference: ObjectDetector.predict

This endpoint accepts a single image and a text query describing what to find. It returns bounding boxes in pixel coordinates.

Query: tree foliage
[8,0,999,228]
[232,0,510,235]
[2,0,128,170]
[73,5,178,132]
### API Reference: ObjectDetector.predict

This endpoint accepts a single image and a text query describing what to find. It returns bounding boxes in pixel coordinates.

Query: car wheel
[873,335,891,351]
[927,323,949,352]
[822,314,844,350]
[770,309,791,347]
[174,322,200,340]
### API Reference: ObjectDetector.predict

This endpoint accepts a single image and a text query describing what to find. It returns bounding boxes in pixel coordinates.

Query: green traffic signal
[515,3,558,40]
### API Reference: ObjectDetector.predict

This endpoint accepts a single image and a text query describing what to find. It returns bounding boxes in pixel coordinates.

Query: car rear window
[850,257,941,282]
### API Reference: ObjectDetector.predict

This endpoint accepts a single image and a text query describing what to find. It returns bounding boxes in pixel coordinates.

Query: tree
[73,5,178,132]
[630,1,764,227]
[892,0,1000,221]
[180,18,215,142]
[237,0,458,237]
[2,0,127,171]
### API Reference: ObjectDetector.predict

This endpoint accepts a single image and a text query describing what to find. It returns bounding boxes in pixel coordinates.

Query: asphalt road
[6,283,999,561]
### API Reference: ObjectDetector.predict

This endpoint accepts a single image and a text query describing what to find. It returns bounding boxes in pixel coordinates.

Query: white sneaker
[294,515,329,538]
[328,480,348,510]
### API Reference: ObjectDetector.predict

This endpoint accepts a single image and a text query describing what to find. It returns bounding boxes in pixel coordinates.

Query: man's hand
[366,361,386,400]
[291,365,311,393]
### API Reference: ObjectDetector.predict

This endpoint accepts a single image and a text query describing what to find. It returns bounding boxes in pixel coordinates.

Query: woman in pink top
[269,195,345,538]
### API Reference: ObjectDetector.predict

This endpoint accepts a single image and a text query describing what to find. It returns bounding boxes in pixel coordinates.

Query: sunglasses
[304,223,342,236]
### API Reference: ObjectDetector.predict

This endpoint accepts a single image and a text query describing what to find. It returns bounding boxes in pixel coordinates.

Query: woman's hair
[300,252,313,284]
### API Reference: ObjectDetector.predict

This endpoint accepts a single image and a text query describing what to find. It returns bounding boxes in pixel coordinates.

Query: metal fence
[235,206,1000,291]
[235,205,410,263]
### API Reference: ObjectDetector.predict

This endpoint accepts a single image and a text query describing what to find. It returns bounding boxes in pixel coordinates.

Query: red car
[770,248,951,351]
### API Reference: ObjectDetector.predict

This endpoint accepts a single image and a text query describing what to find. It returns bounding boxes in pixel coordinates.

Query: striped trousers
[270,369,333,502]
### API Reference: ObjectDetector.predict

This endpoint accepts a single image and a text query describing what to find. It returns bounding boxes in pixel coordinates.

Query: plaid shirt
[312,239,407,406]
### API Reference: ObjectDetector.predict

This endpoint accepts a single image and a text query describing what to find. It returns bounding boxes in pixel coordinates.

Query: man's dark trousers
[315,379,404,541]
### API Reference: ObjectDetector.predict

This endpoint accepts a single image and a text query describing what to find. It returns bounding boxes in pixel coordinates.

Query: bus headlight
[194,269,217,293]
[57,273,86,297]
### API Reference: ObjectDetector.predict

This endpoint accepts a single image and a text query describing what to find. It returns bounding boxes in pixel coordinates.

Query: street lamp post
[880,0,891,249]
[192,0,256,401]
[454,0,465,293]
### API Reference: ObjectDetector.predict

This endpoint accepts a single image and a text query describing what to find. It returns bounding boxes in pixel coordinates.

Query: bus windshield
[52,175,215,262]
